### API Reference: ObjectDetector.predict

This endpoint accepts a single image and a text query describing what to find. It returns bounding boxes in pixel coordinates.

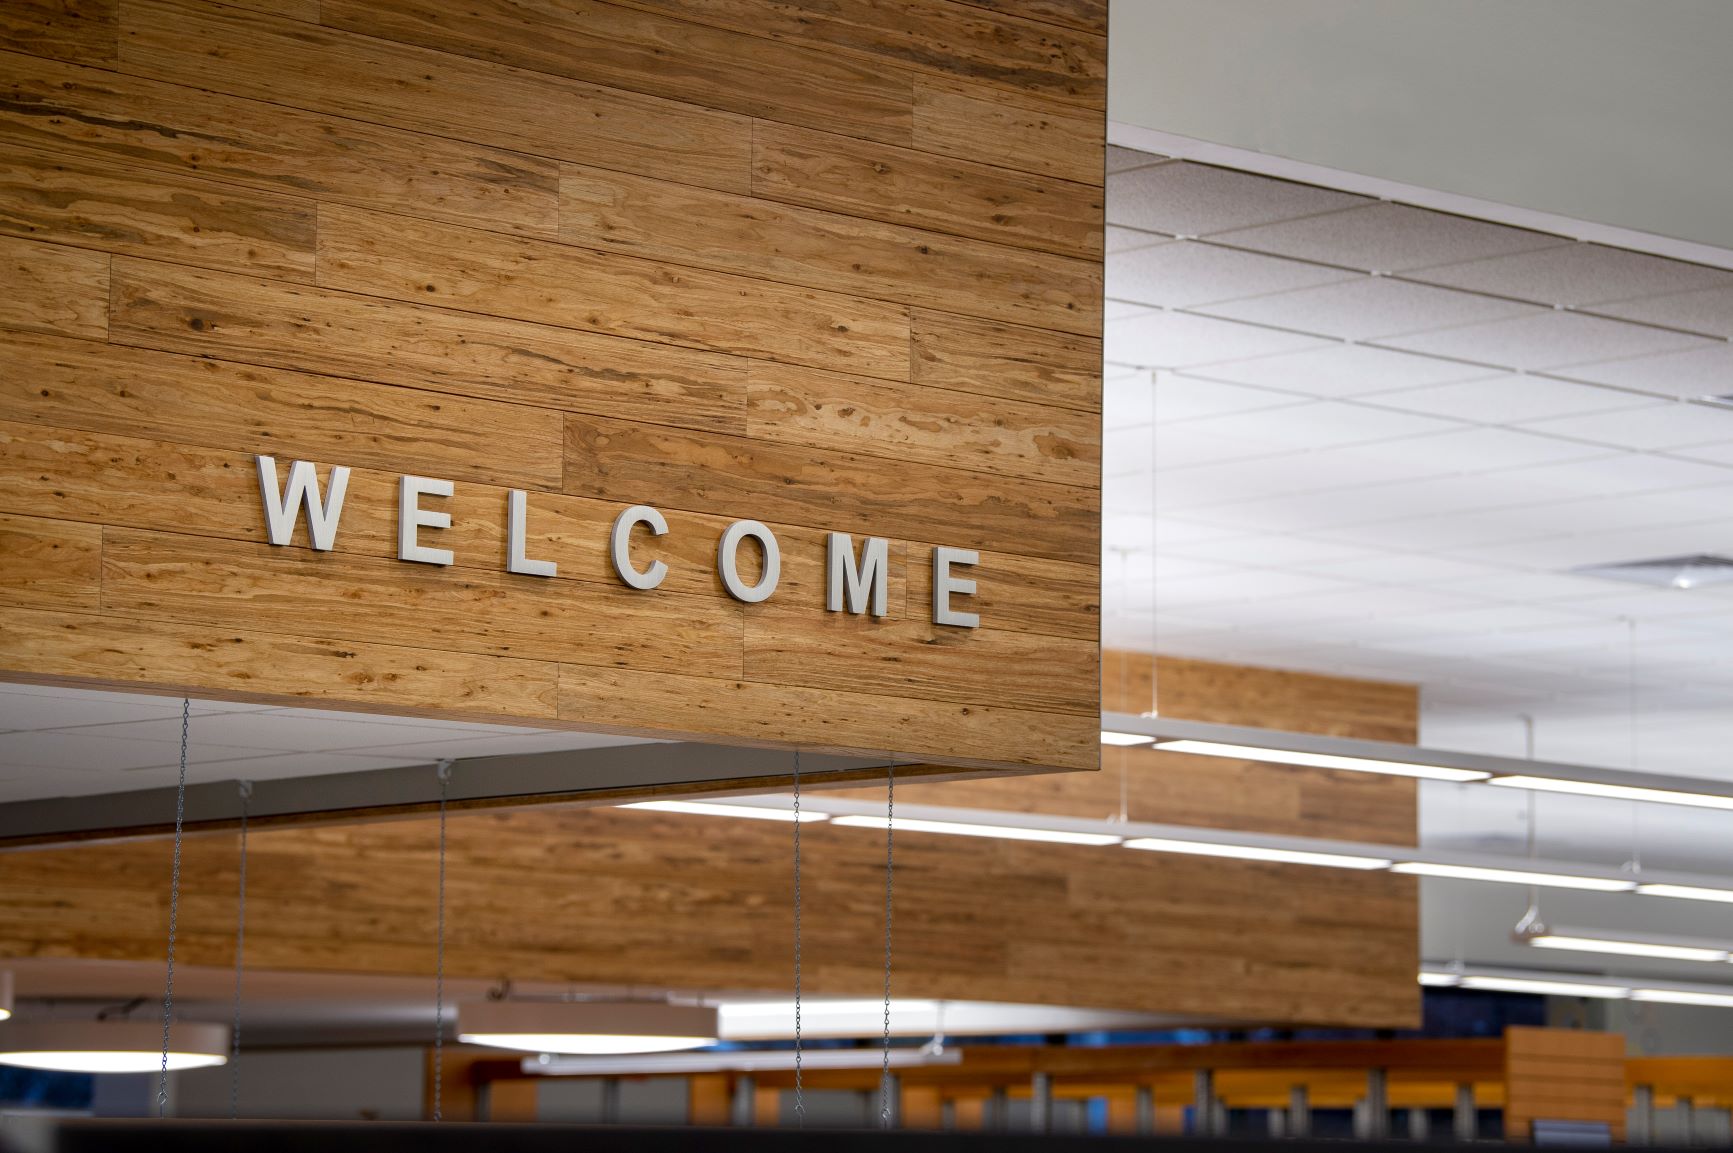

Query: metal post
[1193,1069,1217,1137]
[1631,1084,1655,1146]
[941,1099,955,1131]
[1364,1068,1389,1140]
[882,1073,901,1130]
[599,1077,621,1124]
[1453,1083,1477,1142]
[1030,1072,1052,1134]
[988,1086,1008,1131]
[732,1074,755,1127]
[1135,1085,1156,1136]
[1267,1108,1287,1138]
[1408,1107,1430,1142]
[1288,1084,1311,1139]
[1678,1096,1696,1147]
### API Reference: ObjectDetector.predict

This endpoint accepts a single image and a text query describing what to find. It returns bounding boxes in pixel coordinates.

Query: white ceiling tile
[1593,285,1733,339]
[1349,426,1609,473]
[347,731,653,759]
[1107,161,1370,237]
[0,731,267,773]
[1408,243,1733,307]
[1669,441,1733,467]
[1103,299,1154,322]
[1212,202,1564,273]
[1106,145,1166,175]
[1160,568,1363,608]
[1158,535,1383,569]
[1104,425,1278,474]
[1189,343,1499,396]
[1105,241,1355,308]
[1106,372,1301,428]
[1379,311,1716,372]
[1105,226,1170,255]
[1557,343,1733,400]
[1104,310,1332,368]
[1300,554,1511,586]
[95,711,531,753]
[1432,571,1634,604]
[1364,374,1654,423]
[1492,452,1733,495]
[1521,402,1733,450]
[1197,276,1542,340]
[1467,522,1733,569]
[1178,400,1459,452]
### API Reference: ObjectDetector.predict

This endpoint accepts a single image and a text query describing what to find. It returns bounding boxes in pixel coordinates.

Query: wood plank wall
[0,0,1105,774]
[0,654,1421,1028]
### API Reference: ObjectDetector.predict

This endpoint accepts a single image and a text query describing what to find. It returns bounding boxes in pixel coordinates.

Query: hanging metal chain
[879,763,894,1129]
[432,760,452,1123]
[791,748,804,1127]
[230,780,252,1120]
[158,698,190,1118]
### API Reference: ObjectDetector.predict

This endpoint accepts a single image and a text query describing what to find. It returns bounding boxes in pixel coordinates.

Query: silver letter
[506,490,557,577]
[717,520,780,603]
[610,504,669,590]
[398,475,454,566]
[932,546,979,628]
[256,455,349,551]
[826,532,888,617]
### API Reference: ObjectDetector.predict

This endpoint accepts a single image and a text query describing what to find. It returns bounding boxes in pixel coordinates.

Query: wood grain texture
[107,258,749,436]
[0,234,107,338]
[1,0,1103,777]
[118,0,753,194]
[0,0,116,65]
[0,51,560,237]
[751,121,1101,258]
[0,513,101,610]
[0,142,315,281]
[1505,1027,1628,1142]
[321,0,914,147]
[914,77,1103,186]
[558,164,1102,335]
[318,202,912,382]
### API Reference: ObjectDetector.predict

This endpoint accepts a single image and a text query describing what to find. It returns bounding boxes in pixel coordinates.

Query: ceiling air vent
[1571,555,1733,590]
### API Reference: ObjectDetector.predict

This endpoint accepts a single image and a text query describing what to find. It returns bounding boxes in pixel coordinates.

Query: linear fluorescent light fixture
[1459,975,1629,999]
[1154,739,1490,783]
[1636,883,1733,904]
[1418,972,1461,987]
[720,1000,939,1020]
[1519,925,1729,964]
[1631,988,1733,1008]
[528,1046,962,1077]
[1123,836,1390,870]
[830,815,1123,847]
[458,1001,718,1056]
[1490,775,1733,812]
[1390,862,1634,893]
[1100,731,1154,747]
[620,800,829,823]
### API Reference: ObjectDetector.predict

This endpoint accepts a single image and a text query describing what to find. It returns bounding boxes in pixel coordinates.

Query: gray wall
[174,1046,425,1121]
[1110,1,1733,249]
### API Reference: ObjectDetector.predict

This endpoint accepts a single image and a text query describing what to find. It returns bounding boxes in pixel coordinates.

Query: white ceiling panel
[1378,310,1717,372]
[1107,161,1370,237]
[1106,145,1167,175]
[1158,534,1382,570]
[1592,285,1733,339]
[1106,241,1355,308]
[0,731,270,773]
[1176,399,1460,452]
[1489,451,1733,495]
[1105,225,1171,254]
[1669,440,1733,467]
[1213,202,1565,273]
[1408,243,1733,307]
[1104,310,1332,368]
[1557,342,1733,400]
[1520,402,1733,450]
[1188,343,1500,396]
[1347,426,1611,473]
[1363,374,1654,423]
[1197,275,1542,340]
[1148,374,1303,423]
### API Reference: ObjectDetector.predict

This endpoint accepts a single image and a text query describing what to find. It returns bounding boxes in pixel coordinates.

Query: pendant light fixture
[0,1019,228,1074]
[456,1000,719,1055]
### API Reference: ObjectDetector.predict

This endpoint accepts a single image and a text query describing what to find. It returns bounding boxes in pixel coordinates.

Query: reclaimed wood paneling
[0,0,1104,776]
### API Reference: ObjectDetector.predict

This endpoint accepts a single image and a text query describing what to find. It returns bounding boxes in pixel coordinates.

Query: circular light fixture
[0,1020,229,1073]
[457,1001,718,1056]
[0,971,12,1022]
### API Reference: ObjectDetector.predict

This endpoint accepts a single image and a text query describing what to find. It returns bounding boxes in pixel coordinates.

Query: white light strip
[1490,775,1733,812]
[1100,730,1154,747]
[1124,837,1390,870]
[1638,883,1733,904]
[720,1000,938,1020]
[1391,862,1634,893]
[527,1047,962,1077]
[1417,972,1461,987]
[1155,738,1490,783]
[1529,935,1729,964]
[830,815,1123,847]
[1459,976,1629,999]
[620,800,829,823]
[1632,989,1733,1009]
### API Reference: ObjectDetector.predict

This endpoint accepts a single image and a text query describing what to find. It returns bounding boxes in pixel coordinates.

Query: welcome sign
[257,456,983,629]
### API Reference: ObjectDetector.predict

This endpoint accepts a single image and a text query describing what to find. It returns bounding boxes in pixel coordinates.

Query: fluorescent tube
[1636,883,1733,904]
[1631,989,1733,1008]
[1100,731,1154,746]
[1459,976,1628,999]
[1155,739,1490,783]
[829,815,1122,846]
[1490,775,1733,812]
[620,800,829,823]
[1418,972,1461,987]
[1391,862,1634,892]
[1122,837,1390,870]
[1528,935,1728,963]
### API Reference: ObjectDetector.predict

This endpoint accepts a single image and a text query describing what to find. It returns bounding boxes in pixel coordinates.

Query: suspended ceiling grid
[1102,146,1733,785]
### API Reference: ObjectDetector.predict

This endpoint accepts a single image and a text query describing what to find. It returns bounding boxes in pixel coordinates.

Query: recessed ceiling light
[1570,555,1733,590]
